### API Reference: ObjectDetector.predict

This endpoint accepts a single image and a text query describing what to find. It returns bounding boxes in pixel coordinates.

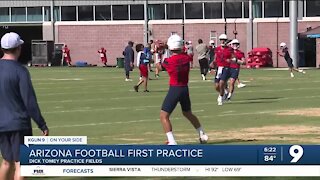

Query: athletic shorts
[215,66,231,83]
[0,129,32,162]
[64,58,71,63]
[139,65,149,78]
[161,86,191,114]
[286,58,294,68]
[230,68,240,80]
[101,58,107,63]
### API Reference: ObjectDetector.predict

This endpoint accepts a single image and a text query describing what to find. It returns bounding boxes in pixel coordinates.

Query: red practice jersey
[63,47,71,61]
[230,49,245,69]
[214,46,232,67]
[162,53,191,87]
[98,48,107,62]
[98,48,106,58]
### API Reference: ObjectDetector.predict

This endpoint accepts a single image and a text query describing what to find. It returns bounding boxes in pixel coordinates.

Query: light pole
[182,0,185,41]
[144,0,148,45]
[50,0,55,43]
[224,0,227,34]
[289,0,298,67]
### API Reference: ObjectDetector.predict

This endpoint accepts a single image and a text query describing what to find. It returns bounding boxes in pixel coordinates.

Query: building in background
[0,0,319,67]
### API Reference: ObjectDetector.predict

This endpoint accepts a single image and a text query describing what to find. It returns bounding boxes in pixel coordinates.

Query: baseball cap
[1,32,24,49]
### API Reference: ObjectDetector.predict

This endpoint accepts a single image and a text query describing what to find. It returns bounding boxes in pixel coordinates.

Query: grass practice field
[31,67,320,145]
[19,67,320,179]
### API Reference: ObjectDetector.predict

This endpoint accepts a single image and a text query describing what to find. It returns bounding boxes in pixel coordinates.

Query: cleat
[199,134,209,144]
[134,85,139,92]
[290,73,294,78]
[227,93,232,101]
[165,141,177,145]
[143,90,150,92]
[202,74,206,81]
[125,78,133,82]
[217,96,223,106]
[237,83,246,88]
[223,93,229,102]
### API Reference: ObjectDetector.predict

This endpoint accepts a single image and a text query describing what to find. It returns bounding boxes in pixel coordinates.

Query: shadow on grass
[183,139,259,145]
[149,90,168,93]
[230,101,276,105]
[245,97,283,101]
[206,138,258,145]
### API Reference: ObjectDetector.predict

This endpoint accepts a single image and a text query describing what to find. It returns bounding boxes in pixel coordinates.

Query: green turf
[9,67,320,179]
[30,67,320,145]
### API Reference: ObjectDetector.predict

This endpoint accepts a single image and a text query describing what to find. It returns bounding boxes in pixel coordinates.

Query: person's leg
[181,111,207,144]
[160,111,176,145]
[0,160,14,180]
[182,111,200,129]
[228,78,236,99]
[0,132,16,180]
[289,68,294,77]
[215,82,220,93]
[292,67,306,74]
[199,60,203,74]
[190,56,194,69]
[161,87,179,145]
[219,80,226,96]
[199,59,206,80]
[126,70,130,79]
[180,88,208,143]
[134,79,144,92]
[14,162,23,180]
[125,66,132,80]
[203,59,209,76]
[143,77,148,92]
[237,78,246,88]
[228,68,238,99]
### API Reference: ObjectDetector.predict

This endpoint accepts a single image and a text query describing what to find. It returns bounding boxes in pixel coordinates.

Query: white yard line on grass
[36,116,214,130]
[35,109,281,130]
[40,118,174,129]
[217,109,285,117]
[109,87,320,100]
[40,95,320,114]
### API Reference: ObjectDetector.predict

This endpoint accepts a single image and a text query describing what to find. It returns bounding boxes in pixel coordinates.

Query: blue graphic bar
[20,145,320,165]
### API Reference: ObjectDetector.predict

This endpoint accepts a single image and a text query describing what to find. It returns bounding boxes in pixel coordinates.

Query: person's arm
[210,51,217,69]
[156,58,168,71]
[136,52,141,67]
[206,45,210,55]
[19,68,49,135]
[278,51,285,57]
[129,49,134,67]
[231,52,246,65]
[130,49,134,63]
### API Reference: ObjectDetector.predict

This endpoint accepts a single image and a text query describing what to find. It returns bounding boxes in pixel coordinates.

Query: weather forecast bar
[21,165,320,177]
[20,139,320,177]
[20,145,320,165]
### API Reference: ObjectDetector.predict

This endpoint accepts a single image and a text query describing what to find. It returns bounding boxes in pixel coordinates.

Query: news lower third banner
[20,136,320,177]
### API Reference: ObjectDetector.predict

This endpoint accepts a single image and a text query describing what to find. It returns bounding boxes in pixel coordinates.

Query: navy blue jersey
[0,59,47,132]
[139,52,149,66]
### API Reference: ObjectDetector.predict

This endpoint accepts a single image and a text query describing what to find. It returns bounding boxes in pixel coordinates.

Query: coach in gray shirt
[0,32,49,180]
[196,39,209,81]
